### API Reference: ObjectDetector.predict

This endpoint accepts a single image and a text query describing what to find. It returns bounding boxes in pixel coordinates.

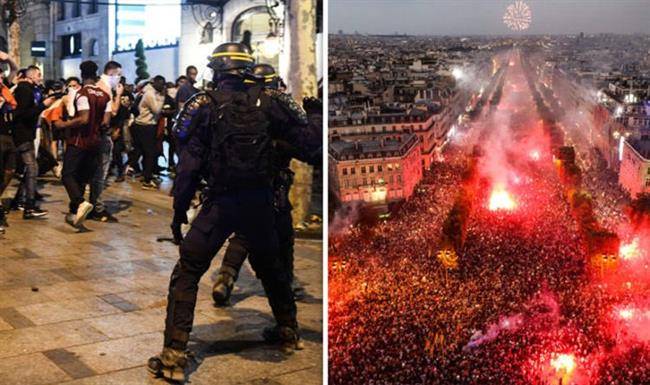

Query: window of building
[72,0,81,18]
[369,165,374,173]
[232,6,281,70]
[57,0,65,20]
[61,33,82,58]
[89,39,99,57]
[388,164,393,171]
[344,180,349,188]
[389,175,394,183]
[351,167,356,175]
[397,175,402,183]
[342,168,348,175]
[88,0,98,14]
[361,166,366,174]
[378,165,383,172]
[362,178,367,186]
[646,178,650,187]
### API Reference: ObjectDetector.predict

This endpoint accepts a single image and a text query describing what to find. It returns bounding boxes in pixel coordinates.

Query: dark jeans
[62,145,99,214]
[219,208,295,283]
[16,141,38,207]
[90,134,113,211]
[165,133,177,169]
[164,189,296,349]
[0,134,16,198]
[130,124,157,182]
[111,135,126,177]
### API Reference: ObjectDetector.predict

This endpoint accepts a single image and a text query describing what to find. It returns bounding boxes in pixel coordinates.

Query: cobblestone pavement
[0,176,323,385]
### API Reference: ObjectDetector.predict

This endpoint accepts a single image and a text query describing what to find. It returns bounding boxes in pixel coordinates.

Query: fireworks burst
[503,1,532,31]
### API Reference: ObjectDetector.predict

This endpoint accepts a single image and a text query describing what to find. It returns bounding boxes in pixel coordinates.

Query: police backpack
[206,86,273,189]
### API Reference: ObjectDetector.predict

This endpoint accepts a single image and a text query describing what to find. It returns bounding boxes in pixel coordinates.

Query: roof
[329,133,419,160]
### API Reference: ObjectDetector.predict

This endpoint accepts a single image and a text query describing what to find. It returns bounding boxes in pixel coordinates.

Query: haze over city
[330,0,650,35]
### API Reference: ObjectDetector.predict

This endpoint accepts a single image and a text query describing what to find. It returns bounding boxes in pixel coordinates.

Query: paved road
[0,176,323,384]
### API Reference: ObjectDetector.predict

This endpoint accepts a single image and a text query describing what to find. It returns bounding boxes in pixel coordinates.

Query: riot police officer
[211,63,319,306]
[147,43,321,382]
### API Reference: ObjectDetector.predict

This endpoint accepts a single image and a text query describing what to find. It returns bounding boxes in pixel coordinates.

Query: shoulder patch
[265,89,308,125]
[173,91,213,142]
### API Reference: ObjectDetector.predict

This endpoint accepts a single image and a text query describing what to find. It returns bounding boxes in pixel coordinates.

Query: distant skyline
[330,0,650,36]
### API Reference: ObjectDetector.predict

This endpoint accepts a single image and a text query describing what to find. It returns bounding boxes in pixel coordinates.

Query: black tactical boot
[262,325,304,355]
[212,272,234,307]
[147,347,189,382]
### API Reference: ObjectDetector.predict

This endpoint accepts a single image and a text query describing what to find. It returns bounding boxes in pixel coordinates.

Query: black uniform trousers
[164,187,297,349]
[220,207,295,283]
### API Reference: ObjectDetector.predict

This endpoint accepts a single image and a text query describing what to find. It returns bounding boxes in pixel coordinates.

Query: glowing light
[503,1,532,31]
[488,185,516,211]
[615,105,624,117]
[618,136,625,162]
[620,239,640,260]
[261,35,282,57]
[448,125,457,138]
[618,308,635,320]
[551,354,576,375]
[452,68,464,80]
[624,93,638,104]
[529,150,541,161]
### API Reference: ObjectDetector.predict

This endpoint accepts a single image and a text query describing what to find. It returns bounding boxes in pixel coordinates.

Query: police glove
[171,210,188,245]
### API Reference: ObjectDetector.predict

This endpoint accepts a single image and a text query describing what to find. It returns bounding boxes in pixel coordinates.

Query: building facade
[619,139,650,198]
[329,133,422,204]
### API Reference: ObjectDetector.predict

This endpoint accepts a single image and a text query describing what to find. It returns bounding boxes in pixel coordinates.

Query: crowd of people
[0,50,207,233]
[329,56,650,385]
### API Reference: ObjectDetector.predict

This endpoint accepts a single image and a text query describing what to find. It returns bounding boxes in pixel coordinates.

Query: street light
[261,31,281,57]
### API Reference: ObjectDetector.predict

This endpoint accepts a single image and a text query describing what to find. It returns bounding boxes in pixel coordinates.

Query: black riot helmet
[207,42,255,75]
[251,63,281,89]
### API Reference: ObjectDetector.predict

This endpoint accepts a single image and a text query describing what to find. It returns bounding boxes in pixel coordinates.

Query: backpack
[205,86,273,189]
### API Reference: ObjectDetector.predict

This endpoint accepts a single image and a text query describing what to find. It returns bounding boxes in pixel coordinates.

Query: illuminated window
[116,0,180,52]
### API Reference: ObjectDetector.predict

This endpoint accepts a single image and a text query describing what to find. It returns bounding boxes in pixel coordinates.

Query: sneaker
[141,180,158,190]
[147,347,190,382]
[23,207,48,219]
[115,175,125,183]
[262,325,304,355]
[74,201,94,226]
[212,273,235,307]
[53,164,63,179]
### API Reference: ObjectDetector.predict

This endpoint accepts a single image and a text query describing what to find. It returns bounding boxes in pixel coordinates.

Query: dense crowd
[0,48,214,233]
[329,58,650,385]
